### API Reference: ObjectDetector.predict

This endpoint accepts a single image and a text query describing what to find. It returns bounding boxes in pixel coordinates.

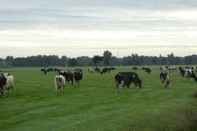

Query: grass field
[0,67,197,131]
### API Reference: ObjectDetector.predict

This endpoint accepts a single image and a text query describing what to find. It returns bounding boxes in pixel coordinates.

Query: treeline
[0,51,197,67]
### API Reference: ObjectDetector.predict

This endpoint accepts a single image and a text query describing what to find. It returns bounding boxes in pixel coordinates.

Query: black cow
[160,72,170,88]
[47,68,54,72]
[0,73,7,96]
[59,71,74,85]
[115,72,142,89]
[41,68,48,75]
[132,67,138,70]
[179,67,185,77]
[142,67,152,74]
[100,67,116,74]
[74,71,83,85]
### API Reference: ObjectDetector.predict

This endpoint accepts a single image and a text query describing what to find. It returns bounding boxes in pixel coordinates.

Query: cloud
[0,0,197,56]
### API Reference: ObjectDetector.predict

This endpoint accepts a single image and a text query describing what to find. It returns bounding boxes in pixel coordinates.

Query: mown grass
[0,67,196,131]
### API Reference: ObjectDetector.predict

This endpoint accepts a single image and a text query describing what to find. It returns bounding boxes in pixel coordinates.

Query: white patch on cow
[4,74,15,90]
[119,80,124,88]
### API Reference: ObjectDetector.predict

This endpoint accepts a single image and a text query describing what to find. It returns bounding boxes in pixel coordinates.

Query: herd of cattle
[0,66,197,96]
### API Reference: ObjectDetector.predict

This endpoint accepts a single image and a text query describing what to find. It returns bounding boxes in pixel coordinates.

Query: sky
[0,0,197,57]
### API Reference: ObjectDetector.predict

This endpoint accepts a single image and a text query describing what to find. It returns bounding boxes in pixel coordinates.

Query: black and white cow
[0,73,15,96]
[132,67,138,70]
[160,72,170,88]
[115,72,142,89]
[41,68,48,75]
[142,67,152,74]
[100,67,116,74]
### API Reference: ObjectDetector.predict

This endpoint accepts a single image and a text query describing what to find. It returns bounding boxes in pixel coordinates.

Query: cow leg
[126,83,130,88]
[76,81,80,87]
[119,80,124,88]
[0,88,3,96]
[61,87,64,95]
[115,81,119,88]
[71,79,74,86]
[165,80,170,88]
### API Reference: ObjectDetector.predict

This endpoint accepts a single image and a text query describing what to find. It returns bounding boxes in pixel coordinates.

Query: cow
[54,75,65,95]
[54,68,61,73]
[179,66,194,78]
[0,73,7,96]
[4,73,15,94]
[59,70,74,85]
[88,68,95,73]
[100,67,116,74]
[142,67,151,74]
[47,68,54,72]
[179,67,185,77]
[74,71,83,86]
[100,68,111,74]
[184,68,193,77]
[115,72,142,89]
[41,68,48,75]
[160,72,170,88]
[132,67,138,70]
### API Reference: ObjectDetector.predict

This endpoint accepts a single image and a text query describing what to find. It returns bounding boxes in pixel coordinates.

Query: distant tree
[1,52,197,68]
[6,56,14,67]
[67,58,78,67]
[77,56,91,66]
[61,56,68,66]
[103,50,112,66]
[92,55,103,67]
[167,53,175,65]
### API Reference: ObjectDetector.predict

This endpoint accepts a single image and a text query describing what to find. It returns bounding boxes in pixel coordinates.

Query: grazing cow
[100,67,116,74]
[47,68,54,72]
[101,68,110,74]
[132,67,138,70]
[142,67,152,74]
[115,72,142,89]
[160,72,170,88]
[54,75,65,95]
[41,67,56,75]
[184,68,193,77]
[0,73,7,96]
[41,68,48,75]
[178,66,194,78]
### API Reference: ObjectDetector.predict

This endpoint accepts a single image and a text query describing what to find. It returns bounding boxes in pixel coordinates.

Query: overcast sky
[0,0,197,57]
